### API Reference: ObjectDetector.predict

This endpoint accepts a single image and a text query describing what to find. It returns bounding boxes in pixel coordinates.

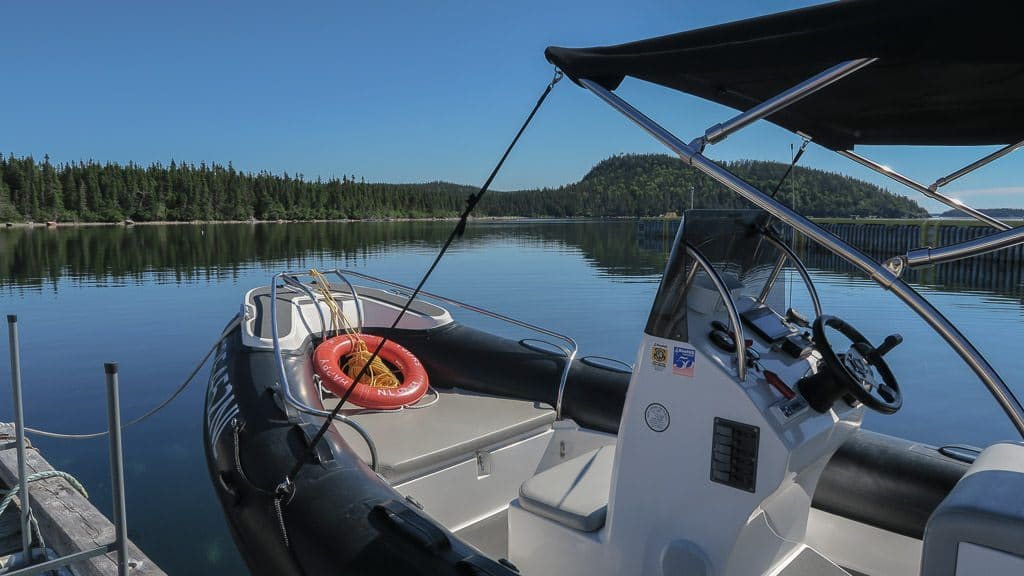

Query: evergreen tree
[0,153,928,223]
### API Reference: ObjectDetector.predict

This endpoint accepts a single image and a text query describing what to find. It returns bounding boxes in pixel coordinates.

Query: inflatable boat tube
[204,322,520,575]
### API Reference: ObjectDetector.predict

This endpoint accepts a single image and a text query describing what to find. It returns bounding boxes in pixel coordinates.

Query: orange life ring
[312,334,429,409]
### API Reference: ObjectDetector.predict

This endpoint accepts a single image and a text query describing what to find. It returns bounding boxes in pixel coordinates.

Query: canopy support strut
[838,150,1013,231]
[932,139,1024,190]
[701,58,875,147]
[905,225,1024,268]
[579,77,1024,438]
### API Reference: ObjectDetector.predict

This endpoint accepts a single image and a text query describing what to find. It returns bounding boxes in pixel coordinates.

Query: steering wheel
[811,315,903,414]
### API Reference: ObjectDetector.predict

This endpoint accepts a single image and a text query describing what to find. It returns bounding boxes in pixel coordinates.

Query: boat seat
[518,444,615,532]
[332,388,555,484]
[920,442,1024,575]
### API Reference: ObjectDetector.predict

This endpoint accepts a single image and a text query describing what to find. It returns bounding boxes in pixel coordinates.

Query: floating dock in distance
[0,440,167,576]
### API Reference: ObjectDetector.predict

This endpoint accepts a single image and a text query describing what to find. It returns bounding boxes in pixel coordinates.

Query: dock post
[7,315,33,563]
[104,362,129,576]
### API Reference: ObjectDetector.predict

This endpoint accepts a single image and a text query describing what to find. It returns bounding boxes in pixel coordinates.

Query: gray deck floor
[455,509,509,560]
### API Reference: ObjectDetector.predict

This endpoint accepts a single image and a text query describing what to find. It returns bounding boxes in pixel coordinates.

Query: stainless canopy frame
[837,141,1024,272]
[933,140,1024,190]
[837,149,1013,232]
[905,225,1024,268]
[576,65,1024,436]
[699,59,875,148]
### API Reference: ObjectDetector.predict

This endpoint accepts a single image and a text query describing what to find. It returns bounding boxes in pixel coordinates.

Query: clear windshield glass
[645,209,791,341]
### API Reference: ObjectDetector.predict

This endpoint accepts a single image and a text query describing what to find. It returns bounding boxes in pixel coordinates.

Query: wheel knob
[875,334,903,357]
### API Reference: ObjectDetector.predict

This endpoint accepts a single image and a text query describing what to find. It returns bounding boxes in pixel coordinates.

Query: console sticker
[651,343,668,371]
[673,346,696,377]
[645,403,670,432]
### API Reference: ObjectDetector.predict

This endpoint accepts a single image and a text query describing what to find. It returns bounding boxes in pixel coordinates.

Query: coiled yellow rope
[310,270,401,389]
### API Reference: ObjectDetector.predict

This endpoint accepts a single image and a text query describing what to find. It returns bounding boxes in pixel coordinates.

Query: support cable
[279,69,563,494]
[770,138,810,199]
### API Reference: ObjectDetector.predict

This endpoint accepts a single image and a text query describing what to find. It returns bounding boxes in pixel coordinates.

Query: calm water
[2,220,1023,574]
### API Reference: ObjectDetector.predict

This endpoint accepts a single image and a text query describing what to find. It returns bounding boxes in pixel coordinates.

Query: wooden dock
[0,438,166,576]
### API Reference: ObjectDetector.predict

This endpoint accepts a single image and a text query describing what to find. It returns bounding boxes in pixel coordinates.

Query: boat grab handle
[581,356,634,374]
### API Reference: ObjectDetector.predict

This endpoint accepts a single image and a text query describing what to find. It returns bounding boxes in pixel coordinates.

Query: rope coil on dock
[0,470,89,518]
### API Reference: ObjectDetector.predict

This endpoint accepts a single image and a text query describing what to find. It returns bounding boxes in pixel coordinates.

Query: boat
[204,1,1024,574]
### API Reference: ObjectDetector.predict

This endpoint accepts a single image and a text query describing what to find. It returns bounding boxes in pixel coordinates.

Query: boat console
[509,210,897,575]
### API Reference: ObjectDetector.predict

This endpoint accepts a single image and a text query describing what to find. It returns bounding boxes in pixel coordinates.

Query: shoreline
[8,215,1005,230]
[1,216,647,229]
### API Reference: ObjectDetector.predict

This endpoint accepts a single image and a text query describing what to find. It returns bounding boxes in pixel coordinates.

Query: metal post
[104,363,129,576]
[7,315,32,561]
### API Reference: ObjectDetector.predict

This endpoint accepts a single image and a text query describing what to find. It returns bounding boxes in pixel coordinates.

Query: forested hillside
[939,207,1024,218]
[481,155,927,218]
[0,153,926,222]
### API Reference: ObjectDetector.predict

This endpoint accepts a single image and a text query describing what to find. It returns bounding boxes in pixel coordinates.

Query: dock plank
[0,446,166,576]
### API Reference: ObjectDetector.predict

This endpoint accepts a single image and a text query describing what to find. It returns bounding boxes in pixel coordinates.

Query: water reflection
[637,224,1024,302]
[6,220,1021,299]
[797,244,1024,301]
[2,220,1023,576]
[0,220,669,290]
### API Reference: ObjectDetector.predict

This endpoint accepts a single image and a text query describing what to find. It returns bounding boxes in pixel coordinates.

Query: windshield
[645,209,791,341]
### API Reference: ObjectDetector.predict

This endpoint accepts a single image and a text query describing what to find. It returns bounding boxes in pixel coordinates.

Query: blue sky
[2,0,1020,211]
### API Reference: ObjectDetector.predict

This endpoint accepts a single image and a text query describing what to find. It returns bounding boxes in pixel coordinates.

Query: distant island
[0,153,927,223]
[938,207,1024,218]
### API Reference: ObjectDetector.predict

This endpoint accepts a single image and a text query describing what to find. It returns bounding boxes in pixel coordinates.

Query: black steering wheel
[806,315,903,414]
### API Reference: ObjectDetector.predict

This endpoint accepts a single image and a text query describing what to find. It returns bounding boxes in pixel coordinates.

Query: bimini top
[545,0,1024,150]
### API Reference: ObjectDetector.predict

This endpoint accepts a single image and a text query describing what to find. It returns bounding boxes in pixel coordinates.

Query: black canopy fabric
[545,0,1024,150]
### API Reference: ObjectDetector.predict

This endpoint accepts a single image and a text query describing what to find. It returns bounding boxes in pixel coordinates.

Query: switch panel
[710,418,759,492]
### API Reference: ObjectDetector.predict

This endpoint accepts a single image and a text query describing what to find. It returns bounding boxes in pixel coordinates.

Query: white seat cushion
[921,442,1024,576]
[518,445,615,532]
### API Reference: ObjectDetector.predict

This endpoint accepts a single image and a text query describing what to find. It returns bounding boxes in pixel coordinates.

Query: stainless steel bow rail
[268,269,579,433]
[338,268,580,418]
[575,61,1024,436]
[2,315,164,576]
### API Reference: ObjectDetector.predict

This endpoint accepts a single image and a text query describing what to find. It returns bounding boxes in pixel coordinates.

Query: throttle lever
[875,334,903,357]
[786,307,810,328]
